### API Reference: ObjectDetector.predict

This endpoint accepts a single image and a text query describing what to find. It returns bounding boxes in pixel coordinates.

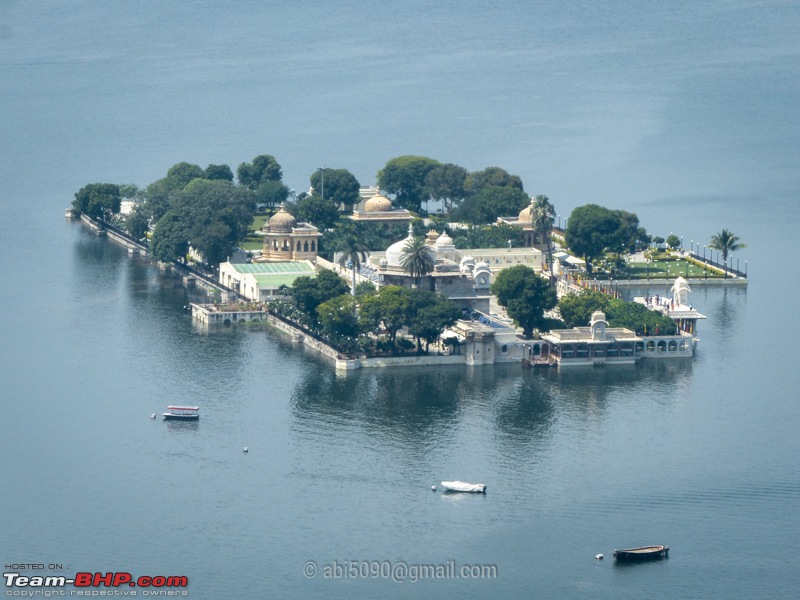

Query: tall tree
[399,236,436,288]
[335,225,370,295]
[237,154,282,190]
[530,194,556,270]
[424,163,468,214]
[72,183,121,221]
[254,180,289,210]
[463,166,524,195]
[490,265,557,338]
[455,185,530,225]
[170,179,257,266]
[317,294,361,340]
[150,210,189,263]
[406,289,460,353]
[166,162,205,189]
[289,269,349,324]
[709,228,747,277]
[564,204,621,274]
[359,286,411,349]
[204,164,234,181]
[310,168,360,210]
[377,155,441,212]
[290,194,340,231]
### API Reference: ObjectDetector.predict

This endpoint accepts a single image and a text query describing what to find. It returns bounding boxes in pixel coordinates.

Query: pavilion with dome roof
[349,188,413,224]
[255,203,321,262]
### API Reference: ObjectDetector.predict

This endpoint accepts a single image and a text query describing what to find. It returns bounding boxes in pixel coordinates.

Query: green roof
[252,273,314,289]
[231,261,315,275]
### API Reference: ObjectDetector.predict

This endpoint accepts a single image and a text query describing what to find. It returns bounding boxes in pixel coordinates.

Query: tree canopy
[288,269,349,325]
[464,166,524,195]
[72,183,121,221]
[454,185,530,225]
[424,163,468,214]
[310,168,360,209]
[490,265,557,337]
[289,194,340,231]
[377,155,441,212]
[565,204,623,272]
[204,164,234,181]
[149,179,256,266]
[557,287,677,335]
[237,154,282,190]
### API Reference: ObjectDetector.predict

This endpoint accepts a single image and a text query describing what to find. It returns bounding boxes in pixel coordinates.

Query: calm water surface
[1,1,799,598]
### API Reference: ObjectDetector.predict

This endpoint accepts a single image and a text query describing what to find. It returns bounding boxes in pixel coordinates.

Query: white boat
[163,405,200,421]
[441,481,486,493]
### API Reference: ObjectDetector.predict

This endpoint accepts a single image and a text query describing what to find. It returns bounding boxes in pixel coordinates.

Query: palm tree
[531,195,556,274]
[336,230,370,295]
[709,228,747,278]
[399,236,435,288]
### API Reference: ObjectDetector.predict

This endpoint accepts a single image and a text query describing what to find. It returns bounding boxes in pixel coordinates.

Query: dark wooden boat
[613,545,669,561]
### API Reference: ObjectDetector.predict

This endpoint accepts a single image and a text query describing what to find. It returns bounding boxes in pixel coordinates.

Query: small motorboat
[163,406,200,421]
[440,481,486,493]
[613,545,669,561]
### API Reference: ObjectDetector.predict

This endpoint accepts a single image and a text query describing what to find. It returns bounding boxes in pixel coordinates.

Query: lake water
[1,1,799,599]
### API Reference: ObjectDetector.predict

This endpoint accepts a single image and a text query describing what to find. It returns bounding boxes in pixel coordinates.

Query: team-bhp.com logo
[4,572,188,590]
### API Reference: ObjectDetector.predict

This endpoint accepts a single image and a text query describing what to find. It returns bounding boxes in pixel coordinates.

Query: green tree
[359,286,411,349]
[317,294,362,340]
[564,204,621,274]
[611,210,642,255]
[424,163,468,214]
[150,210,189,263]
[463,166,524,195]
[171,179,257,266]
[399,236,436,288]
[142,177,180,223]
[666,234,681,249]
[407,289,460,353]
[290,194,340,231]
[531,194,556,270]
[491,265,557,338]
[72,183,121,221]
[237,154,282,190]
[557,288,611,328]
[125,203,150,241]
[709,228,746,277]
[455,185,530,225]
[254,180,289,209]
[450,223,525,249]
[607,300,676,336]
[118,183,142,200]
[289,269,349,324]
[334,225,370,295]
[310,168,360,210]
[204,164,234,181]
[166,162,206,189]
[355,280,377,297]
[377,155,441,212]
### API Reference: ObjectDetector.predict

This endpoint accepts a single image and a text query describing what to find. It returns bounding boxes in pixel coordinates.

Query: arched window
[304,240,309,252]
[311,240,316,252]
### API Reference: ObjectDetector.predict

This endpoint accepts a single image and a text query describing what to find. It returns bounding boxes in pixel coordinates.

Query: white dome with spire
[435,231,455,251]
[384,224,416,268]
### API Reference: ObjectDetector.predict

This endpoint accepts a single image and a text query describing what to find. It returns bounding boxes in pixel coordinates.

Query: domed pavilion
[350,188,413,224]
[256,203,321,262]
